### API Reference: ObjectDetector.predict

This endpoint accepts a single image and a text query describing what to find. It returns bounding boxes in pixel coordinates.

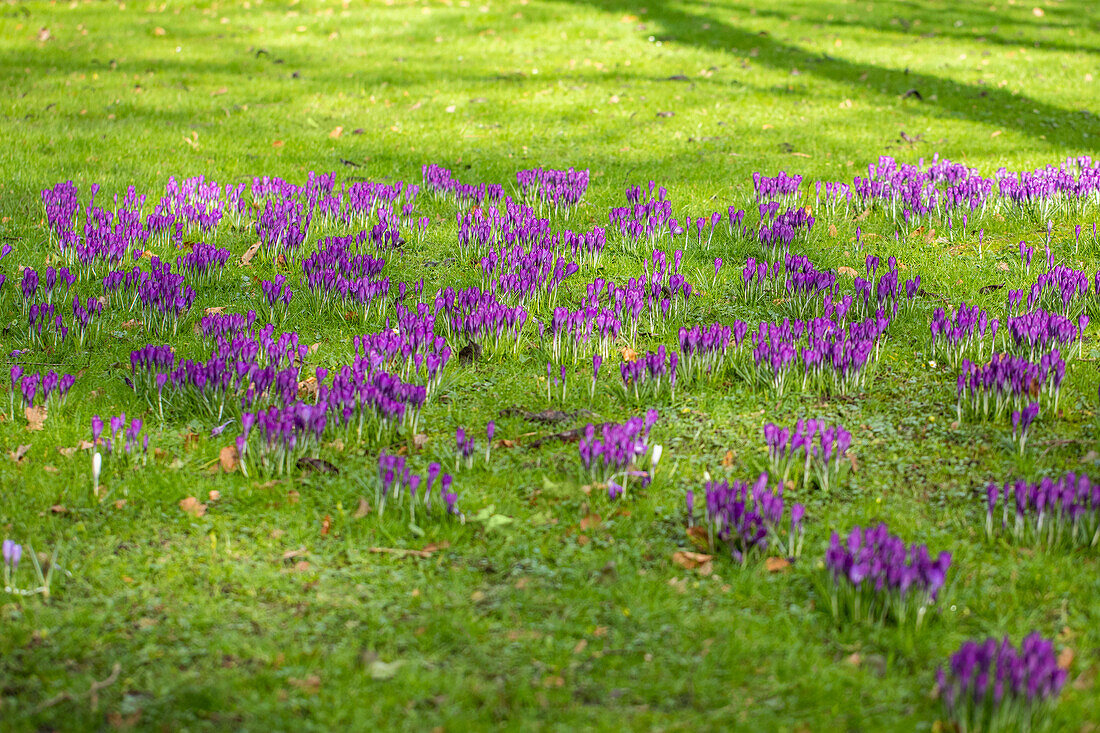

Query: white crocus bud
[92,452,102,498]
[649,444,663,470]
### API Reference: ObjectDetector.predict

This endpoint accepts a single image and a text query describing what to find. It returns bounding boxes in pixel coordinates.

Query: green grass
[2,0,1100,729]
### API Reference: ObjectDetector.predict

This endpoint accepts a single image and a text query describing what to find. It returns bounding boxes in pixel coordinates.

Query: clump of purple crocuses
[822,523,951,629]
[9,366,76,418]
[260,275,294,322]
[937,633,1066,733]
[375,452,461,523]
[578,410,659,500]
[763,419,851,493]
[697,473,804,564]
[91,413,150,464]
[986,473,1100,548]
[455,426,476,470]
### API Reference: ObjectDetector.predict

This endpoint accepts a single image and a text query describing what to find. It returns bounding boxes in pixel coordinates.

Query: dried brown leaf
[765,557,791,573]
[24,405,47,431]
[354,497,372,518]
[219,445,239,472]
[240,241,262,265]
[9,444,31,462]
[179,496,207,517]
[672,550,713,570]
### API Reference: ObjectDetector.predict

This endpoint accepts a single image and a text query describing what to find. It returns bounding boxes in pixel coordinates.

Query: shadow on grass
[556,0,1099,151]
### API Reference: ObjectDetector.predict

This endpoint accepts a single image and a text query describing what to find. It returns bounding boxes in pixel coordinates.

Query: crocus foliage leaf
[179,496,207,517]
[765,557,791,573]
[219,445,239,472]
[24,405,47,431]
[9,444,31,463]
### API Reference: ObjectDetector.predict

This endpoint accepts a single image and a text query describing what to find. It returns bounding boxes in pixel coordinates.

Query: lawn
[1,0,1099,730]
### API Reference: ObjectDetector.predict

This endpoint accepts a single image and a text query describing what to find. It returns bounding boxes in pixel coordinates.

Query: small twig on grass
[369,547,433,559]
[34,662,121,713]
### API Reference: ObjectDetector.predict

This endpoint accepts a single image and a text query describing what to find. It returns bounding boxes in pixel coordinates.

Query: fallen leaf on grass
[9,444,31,463]
[50,504,67,513]
[240,241,262,265]
[354,497,372,518]
[321,515,332,536]
[43,465,58,474]
[672,550,714,570]
[412,433,429,450]
[329,126,343,139]
[219,445,239,472]
[836,266,859,277]
[1059,647,1075,671]
[282,548,308,560]
[580,513,601,531]
[208,490,221,502]
[828,224,838,237]
[296,456,338,474]
[179,496,207,517]
[368,660,404,680]
[978,283,1005,294]
[845,652,861,667]
[621,346,638,362]
[24,405,47,431]
[686,525,709,550]
[288,675,321,694]
[297,376,318,400]
[721,449,734,468]
[765,557,791,573]
[204,306,226,315]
